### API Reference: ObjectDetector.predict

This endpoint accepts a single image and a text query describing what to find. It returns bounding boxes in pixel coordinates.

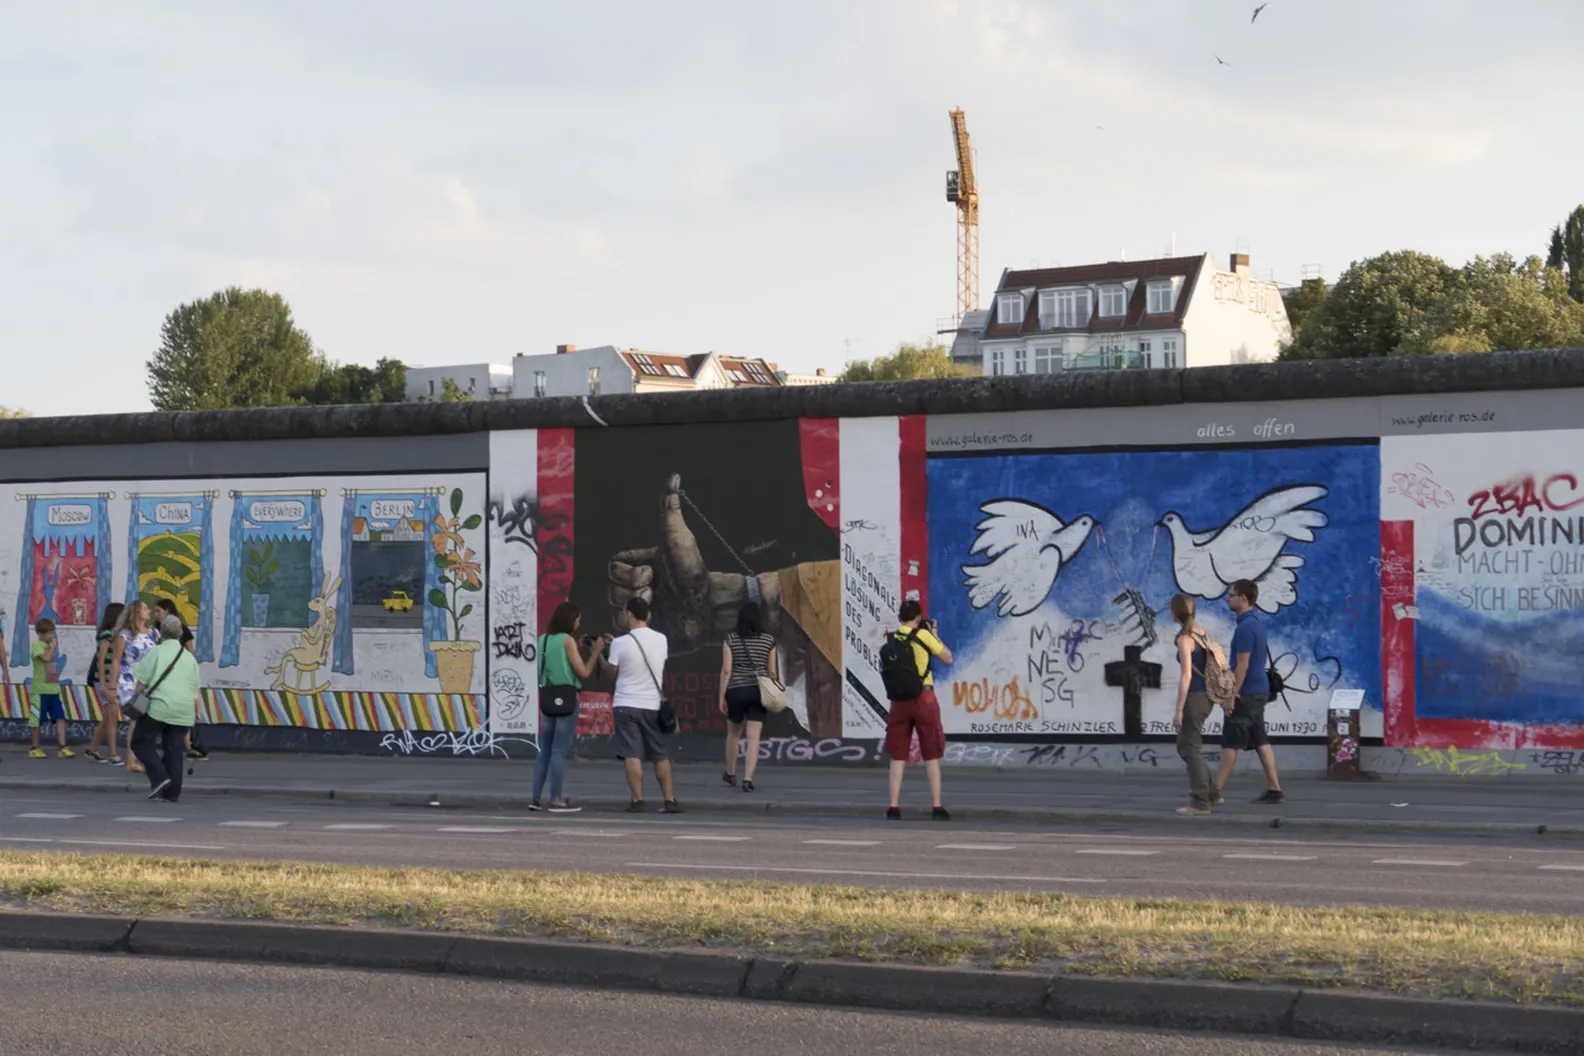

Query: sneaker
[147,778,172,800]
[1176,803,1213,816]
[1254,789,1286,805]
[1209,791,1225,806]
[187,748,208,759]
[527,800,543,812]
[28,748,46,759]
[85,749,104,762]
[886,806,902,820]
[547,802,582,814]
[661,800,684,814]
[741,780,755,793]
[932,806,951,821]
[722,771,737,787]
[108,756,125,767]
[624,800,647,813]
[57,748,75,759]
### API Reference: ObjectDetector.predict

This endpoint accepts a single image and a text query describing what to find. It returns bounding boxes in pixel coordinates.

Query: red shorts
[885,688,945,762]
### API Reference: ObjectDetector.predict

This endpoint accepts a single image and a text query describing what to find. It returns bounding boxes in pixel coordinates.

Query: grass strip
[1,850,1581,1005]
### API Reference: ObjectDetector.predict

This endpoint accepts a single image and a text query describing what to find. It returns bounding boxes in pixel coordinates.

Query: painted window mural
[220,491,324,665]
[126,492,216,661]
[10,492,112,669]
[927,444,1381,740]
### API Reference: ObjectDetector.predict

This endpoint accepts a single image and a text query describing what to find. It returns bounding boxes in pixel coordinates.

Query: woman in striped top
[719,603,778,793]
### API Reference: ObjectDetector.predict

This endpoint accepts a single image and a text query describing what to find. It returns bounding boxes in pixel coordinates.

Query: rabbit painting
[265,571,341,694]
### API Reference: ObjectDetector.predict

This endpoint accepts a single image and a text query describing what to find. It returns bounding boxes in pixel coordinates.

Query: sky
[2,0,1581,417]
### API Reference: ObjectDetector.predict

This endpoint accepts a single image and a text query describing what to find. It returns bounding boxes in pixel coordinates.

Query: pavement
[1,750,1582,839]
[0,949,1466,1056]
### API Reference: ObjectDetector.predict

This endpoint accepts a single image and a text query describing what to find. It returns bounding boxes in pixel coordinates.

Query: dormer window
[1099,286,1127,318]
[1147,281,1175,314]
[1044,289,1091,329]
[997,293,1026,325]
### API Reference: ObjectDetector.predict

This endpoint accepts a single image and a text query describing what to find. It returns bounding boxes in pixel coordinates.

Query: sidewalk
[2,750,1582,838]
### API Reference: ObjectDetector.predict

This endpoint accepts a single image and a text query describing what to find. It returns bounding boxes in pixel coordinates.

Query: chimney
[815,368,826,377]
[1230,253,1250,276]
[556,344,576,355]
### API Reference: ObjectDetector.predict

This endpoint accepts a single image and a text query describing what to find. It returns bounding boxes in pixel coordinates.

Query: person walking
[1214,579,1285,804]
[154,598,206,759]
[28,619,74,758]
[1169,593,1231,816]
[531,602,609,813]
[84,602,125,763]
[606,597,681,814]
[879,600,952,820]
[110,601,156,773]
[719,602,778,793]
[130,613,203,802]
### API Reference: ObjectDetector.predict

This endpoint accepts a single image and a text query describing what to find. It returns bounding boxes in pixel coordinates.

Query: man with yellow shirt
[879,600,953,821]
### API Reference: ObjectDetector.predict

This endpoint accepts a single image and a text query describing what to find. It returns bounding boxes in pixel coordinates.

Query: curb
[0,776,1575,838]
[0,912,1579,1053]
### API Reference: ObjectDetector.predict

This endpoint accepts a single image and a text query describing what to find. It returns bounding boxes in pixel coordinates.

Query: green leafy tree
[0,406,30,418]
[839,341,970,382]
[148,288,322,411]
[1546,204,1584,302]
[297,357,408,405]
[1281,279,1328,334]
[439,377,473,402]
[1280,251,1458,360]
[1398,254,1584,355]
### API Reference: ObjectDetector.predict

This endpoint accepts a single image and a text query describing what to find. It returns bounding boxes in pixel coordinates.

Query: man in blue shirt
[1213,579,1285,804]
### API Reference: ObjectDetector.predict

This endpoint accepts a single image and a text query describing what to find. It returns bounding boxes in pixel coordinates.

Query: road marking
[1223,853,1319,862]
[1540,864,1584,872]
[323,824,394,831]
[1075,849,1159,857]
[438,827,521,834]
[552,830,627,838]
[937,843,1017,851]
[116,816,179,824]
[16,813,83,820]
[0,836,54,843]
[60,839,227,851]
[802,839,881,847]
[626,862,1104,884]
[219,821,289,829]
[673,835,750,842]
[1372,858,1467,867]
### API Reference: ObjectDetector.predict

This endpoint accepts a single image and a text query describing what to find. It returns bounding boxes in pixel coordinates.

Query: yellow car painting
[382,590,415,613]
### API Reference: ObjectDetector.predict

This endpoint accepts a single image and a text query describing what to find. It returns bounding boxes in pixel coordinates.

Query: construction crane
[945,108,979,330]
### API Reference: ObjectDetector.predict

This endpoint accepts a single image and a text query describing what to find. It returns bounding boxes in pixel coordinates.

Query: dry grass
[2,850,1582,1005]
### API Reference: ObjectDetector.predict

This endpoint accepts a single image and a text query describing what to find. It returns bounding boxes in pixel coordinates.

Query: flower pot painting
[430,487,483,692]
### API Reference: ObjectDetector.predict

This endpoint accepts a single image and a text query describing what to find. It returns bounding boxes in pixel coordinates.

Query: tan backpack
[1190,631,1238,708]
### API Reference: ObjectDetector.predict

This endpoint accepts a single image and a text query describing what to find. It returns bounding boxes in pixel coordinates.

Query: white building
[508,345,785,398]
[969,253,1292,376]
[405,363,512,403]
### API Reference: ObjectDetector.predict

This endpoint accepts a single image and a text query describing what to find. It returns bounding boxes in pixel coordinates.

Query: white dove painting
[1158,485,1329,613]
[961,500,1096,618]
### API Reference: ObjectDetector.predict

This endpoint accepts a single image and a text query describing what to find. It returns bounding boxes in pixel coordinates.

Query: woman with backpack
[718,602,779,793]
[1170,593,1234,816]
[83,602,125,763]
[530,602,609,813]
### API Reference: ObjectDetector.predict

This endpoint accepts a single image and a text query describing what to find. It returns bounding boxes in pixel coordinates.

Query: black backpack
[878,628,926,702]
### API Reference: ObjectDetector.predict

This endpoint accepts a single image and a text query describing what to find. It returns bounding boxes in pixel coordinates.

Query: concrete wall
[4,349,1584,767]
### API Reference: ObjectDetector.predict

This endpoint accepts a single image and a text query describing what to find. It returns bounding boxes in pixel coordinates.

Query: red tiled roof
[981,254,1205,340]
[618,350,783,386]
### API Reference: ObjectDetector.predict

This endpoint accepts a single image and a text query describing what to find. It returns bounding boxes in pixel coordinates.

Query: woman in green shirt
[532,602,610,813]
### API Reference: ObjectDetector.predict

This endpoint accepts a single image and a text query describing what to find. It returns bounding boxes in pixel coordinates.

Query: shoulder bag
[125,645,185,720]
[632,634,677,735]
[537,634,579,718]
[733,634,787,714]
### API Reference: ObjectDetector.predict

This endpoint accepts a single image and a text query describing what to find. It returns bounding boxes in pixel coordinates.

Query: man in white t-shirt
[606,597,681,813]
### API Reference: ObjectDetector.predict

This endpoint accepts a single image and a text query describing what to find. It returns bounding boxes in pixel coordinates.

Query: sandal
[722,771,736,787]
[128,761,145,774]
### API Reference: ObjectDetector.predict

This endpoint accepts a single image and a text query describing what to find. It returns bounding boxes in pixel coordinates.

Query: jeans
[132,717,190,800]
[1176,691,1215,805]
[532,710,579,802]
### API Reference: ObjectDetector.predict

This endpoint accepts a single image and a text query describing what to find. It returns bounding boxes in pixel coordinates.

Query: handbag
[125,645,184,720]
[537,634,579,718]
[632,634,677,735]
[732,635,787,714]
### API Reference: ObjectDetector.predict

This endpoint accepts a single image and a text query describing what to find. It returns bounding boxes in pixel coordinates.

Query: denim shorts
[31,693,65,727]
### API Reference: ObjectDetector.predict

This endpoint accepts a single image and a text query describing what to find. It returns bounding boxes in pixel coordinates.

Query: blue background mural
[220,492,325,667]
[927,444,1382,729]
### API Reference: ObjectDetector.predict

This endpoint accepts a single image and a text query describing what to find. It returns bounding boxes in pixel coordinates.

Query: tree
[0,407,30,419]
[1280,250,1458,360]
[1398,254,1584,356]
[1281,279,1328,333]
[296,357,408,405]
[839,341,970,382]
[439,377,473,402]
[1546,204,1584,302]
[148,288,323,411]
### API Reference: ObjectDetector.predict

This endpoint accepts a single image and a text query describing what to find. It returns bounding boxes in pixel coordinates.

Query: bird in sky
[961,500,1096,618]
[1252,3,1269,23]
[1215,54,1232,67]
[1157,485,1329,613]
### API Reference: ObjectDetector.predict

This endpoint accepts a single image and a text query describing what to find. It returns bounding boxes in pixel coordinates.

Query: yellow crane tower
[945,108,979,329]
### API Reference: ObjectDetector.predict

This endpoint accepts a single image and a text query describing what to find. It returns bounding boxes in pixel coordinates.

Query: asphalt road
[2,788,1583,912]
[0,950,1466,1056]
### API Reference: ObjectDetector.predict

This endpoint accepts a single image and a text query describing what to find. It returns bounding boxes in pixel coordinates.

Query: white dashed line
[673,835,750,842]
[1539,864,1584,872]
[627,862,1104,884]
[116,816,179,824]
[1075,849,1160,857]
[323,824,394,831]
[1223,853,1319,862]
[16,813,83,820]
[438,827,520,834]
[219,821,289,829]
[551,830,627,838]
[0,836,53,843]
[61,840,226,850]
[937,844,1017,851]
[802,839,881,847]
[1372,858,1467,867]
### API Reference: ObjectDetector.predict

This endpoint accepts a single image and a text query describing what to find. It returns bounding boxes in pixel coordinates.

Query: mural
[1382,431,1584,748]
[927,444,1381,740]
[486,429,542,736]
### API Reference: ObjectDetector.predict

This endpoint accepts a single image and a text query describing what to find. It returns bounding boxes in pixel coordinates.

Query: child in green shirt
[29,618,74,759]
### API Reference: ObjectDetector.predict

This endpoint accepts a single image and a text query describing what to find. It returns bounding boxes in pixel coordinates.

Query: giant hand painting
[930,445,1380,740]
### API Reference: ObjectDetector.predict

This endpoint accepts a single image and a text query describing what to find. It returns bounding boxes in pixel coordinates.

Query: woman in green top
[532,602,611,813]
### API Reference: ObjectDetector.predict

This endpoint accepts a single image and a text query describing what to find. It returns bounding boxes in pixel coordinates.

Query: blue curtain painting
[331,490,442,679]
[220,493,325,668]
[12,494,112,668]
[126,494,216,662]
